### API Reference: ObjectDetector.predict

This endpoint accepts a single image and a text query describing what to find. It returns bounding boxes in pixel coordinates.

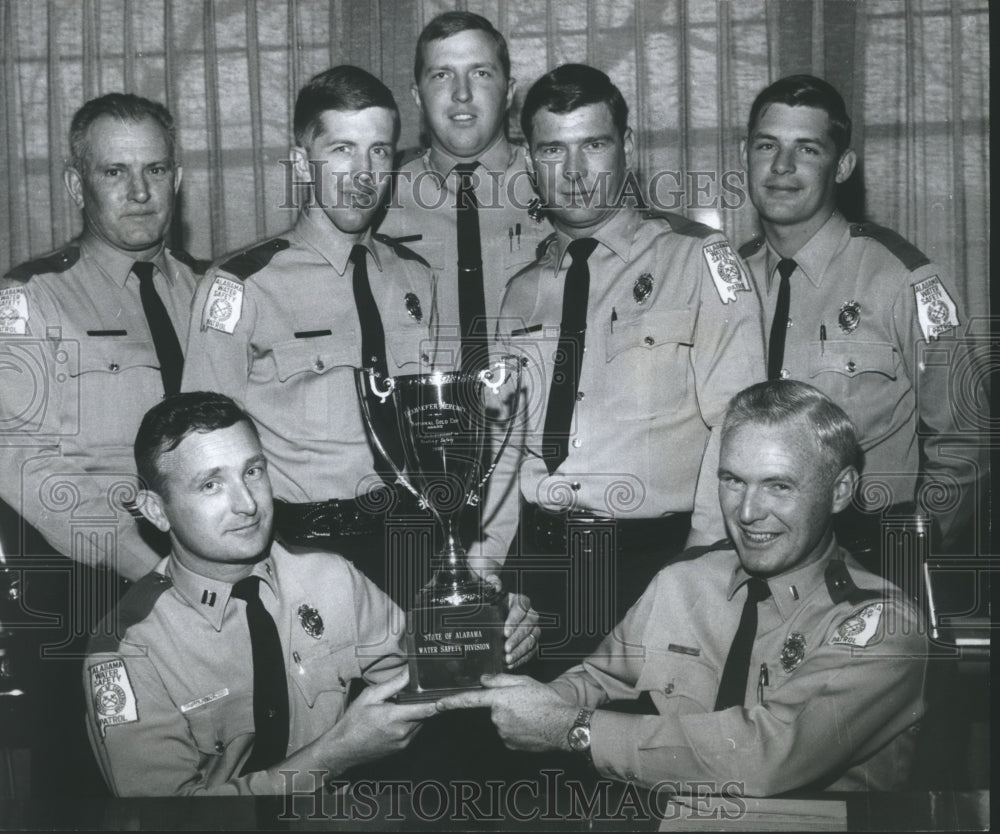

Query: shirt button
[108,362,119,372]
[644,336,655,346]
[421,352,430,363]
[575,391,585,401]
[626,771,637,781]
[267,708,277,719]
[663,683,674,694]
[314,358,325,371]
[779,369,790,380]
[571,439,582,448]
[214,741,224,753]
[846,360,857,373]
[571,482,581,491]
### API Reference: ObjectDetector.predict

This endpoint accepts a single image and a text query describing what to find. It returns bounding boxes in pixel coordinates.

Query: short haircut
[721,380,864,476]
[69,93,176,170]
[414,11,510,82]
[747,74,853,156]
[134,392,260,496]
[521,63,629,144]
[293,65,400,147]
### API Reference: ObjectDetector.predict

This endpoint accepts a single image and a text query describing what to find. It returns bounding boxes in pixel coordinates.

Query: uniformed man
[738,74,983,555]
[439,381,928,796]
[0,93,198,581]
[84,391,439,796]
[378,11,551,373]
[483,64,766,668]
[180,67,536,653]
[0,92,199,794]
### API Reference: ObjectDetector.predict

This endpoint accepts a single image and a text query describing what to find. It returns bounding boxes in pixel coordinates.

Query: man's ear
[831,466,859,515]
[289,145,311,181]
[137,489,171,533]
[623,126,635,169]
[835,148,857,184]
[64,166,85,210]
[410,83,424,114]
[504,77,516,112]
[739,139,748,171]
[173,164,184,194]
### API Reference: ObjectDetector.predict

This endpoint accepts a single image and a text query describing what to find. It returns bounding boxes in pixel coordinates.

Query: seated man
[83,392,441,796]
[439,380,927,795]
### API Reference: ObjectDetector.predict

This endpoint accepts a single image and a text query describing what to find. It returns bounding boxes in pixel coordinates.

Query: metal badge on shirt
[912,275,959,342]
[702,241,751,303]
[633,273,654,304]
[838,300,861,333]
[89,658,139,737]
[298,603,324,638]
[780,632,807,672]
[202,276,244,334]
[405,292,423,322]
[830,603,884,648]
[0,286,29,335]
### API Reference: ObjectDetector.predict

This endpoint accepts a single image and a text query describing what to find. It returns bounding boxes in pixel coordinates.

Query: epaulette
[643,210,717,238]
[674,538,734,563]
[169,248,210,276]
[535,232,557,261]
[738,237,765,259]
[373,232,431,268]
[395,146,426,169]
[4,245,80,283]
[88,572,173,655]
[849,222,930,271]
[220,238,290,281]
[825,558,882,606]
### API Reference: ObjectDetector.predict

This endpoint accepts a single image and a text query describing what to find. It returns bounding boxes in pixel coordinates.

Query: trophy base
[399,596,508,703]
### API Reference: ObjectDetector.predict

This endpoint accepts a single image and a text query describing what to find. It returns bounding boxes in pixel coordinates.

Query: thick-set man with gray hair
[440,381,927,795]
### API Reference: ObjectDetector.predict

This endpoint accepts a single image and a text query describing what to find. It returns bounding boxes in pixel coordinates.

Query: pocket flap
[185,691,255,756]
[72,339,159,376]
[807,340,897,380]
[606,309,694,361]
[272,336,354,382]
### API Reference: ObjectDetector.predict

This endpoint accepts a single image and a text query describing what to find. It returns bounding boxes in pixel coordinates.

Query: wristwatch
[567,708,594,759]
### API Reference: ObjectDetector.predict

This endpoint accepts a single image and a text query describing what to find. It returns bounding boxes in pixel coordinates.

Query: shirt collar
[764,212,849,291]
[552,207,637,271]
[725,536,840,622]
[427,134,515,180]
[80,234,168,288]
[295,209,382,275]
[165,552,278,632]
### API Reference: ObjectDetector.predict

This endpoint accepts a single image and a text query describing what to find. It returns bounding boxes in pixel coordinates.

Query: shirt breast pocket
[270,336,356,440]
[291,641,355,708]
[635,650,718,714]
[185,691,255,758]
[72,339,161,448]
[605,310,694,419]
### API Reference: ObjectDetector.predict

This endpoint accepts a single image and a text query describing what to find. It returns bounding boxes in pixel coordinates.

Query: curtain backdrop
[0,0,990,319]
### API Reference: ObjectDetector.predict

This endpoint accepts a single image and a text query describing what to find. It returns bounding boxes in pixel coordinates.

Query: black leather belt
[522,502,691,555]
[274,487,419,545]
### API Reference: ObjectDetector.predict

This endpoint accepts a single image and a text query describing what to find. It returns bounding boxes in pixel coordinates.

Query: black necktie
[351,245,404,476]
[767,258,796,380]
[133,261,183,395]
[455,162,488,373]
[542,237,599,475]
[714,577,771,711]
[230,576,289,773]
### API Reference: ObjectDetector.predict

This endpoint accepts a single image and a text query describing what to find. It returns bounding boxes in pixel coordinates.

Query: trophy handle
[354,369,426,508]
[470,356,524,501]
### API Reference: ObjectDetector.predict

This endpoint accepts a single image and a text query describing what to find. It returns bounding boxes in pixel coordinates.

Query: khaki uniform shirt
[84,543,405,796]
[483,209,766,554]
[742,213,982,546]
[0,237,199,580]
[378,137,551,363]
[549,542,927,795]
[181,210,436,502]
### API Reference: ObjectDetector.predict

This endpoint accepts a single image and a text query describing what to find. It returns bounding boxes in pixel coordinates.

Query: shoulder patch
[220,238,290,280]
[850,222,930,271]
[824,558,882,606]
[738,237,764,259]
[202,275,245,334]
[644,210,716,239]
[0,285,29,334]
[4,245,80,283]
[913,274,959,341]
[703,241,752,303]
[89,572,173,655]
[169,248,210,276]
[830,602,884,648]
[373,232,431,268]
[89,657,139,737]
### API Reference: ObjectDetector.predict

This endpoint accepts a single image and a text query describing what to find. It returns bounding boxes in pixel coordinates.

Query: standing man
[439,381,928,795]
[85,392,437,796]
[1,93,198,582]
[486,65,766,670]
[378,10,551,373]
[739,74,982,555]
[0,93,199,793]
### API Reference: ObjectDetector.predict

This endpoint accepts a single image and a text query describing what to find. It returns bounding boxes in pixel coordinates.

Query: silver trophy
[356,358,522,701]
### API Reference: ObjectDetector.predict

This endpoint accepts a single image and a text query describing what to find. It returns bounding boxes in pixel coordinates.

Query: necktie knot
[350,245,367,268]
[744,576,772,604]
[567,237,599,264]
[776,258,797,282]
[230,575,261,603]
[132,261,156,283]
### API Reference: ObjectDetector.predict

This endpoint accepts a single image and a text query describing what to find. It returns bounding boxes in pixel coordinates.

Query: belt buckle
[565,510,613,556]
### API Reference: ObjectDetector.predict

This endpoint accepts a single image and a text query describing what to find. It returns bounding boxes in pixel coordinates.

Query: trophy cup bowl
[356,357,522,702]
